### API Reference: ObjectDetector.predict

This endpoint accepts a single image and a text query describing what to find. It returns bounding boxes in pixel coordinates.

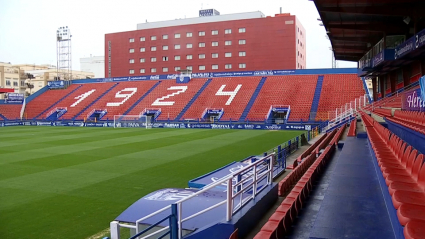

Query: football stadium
[1,1,425,239]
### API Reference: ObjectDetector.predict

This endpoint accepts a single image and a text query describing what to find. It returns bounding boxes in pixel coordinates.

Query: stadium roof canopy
[313,0,425,62]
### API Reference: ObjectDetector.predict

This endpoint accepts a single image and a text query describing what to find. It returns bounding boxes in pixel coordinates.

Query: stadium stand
[0,104,22,120]
[126,79,208,121]
[182,77,261,121]
[246,75,318,121]
[24,84,82,119]
[373,108,393,118]
[360,112,425,237]
[74,81,159,120]
[386,110,425,135]
[255,128,342,239]
[55,82,117,120]
[315,74,365,121]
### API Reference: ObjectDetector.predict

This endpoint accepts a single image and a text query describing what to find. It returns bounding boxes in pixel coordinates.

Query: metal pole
[170,204,178,239]
[226,178,233,221]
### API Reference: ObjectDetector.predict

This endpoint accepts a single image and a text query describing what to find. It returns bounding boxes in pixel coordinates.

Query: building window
[186,54,193,60]
[151,57,156,62]
[225,64,232,69]
[151,36,156,40]
[163,45,168,50]
[212,53,218,58]
[186,43,193,48]
[140,58,145,63]
[163,56,168,61]
[212,30,218,35]
[163,34,168,39]
[199,65,205,70]
[140,69,145,73]
[129,48,135,53]
[187,32,192,37]
[129,69,134,74]
[225,40,232,46]
[129,59,135,63]
[151,46,156,51]
[239,28,246,33]
[175,44,181,49]
[140,47,145,52]
[13,81,18,87]
[187,66,193,70]
[199,42,205,47]
[225,29,232,34]
[199,54,205,59]
[175,55,181,60]
[212,64,218,69]
[129,38,134,43]
[140,37,145,41]
[225,52,232,57]
[151,68,156,73]
[239,63,246,69]
[239,39,246,45]
[163,67,168,72]
[175,66,181,71]
[174,33,180,38]
[20,80,25,86]
[239,51,246,57]
[212,41,218,47]
[199,31,205,36]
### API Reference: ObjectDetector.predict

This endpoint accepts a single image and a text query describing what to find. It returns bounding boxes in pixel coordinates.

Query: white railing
[323,94,370,131]
[110,153,275,239]
[20,98,26,120]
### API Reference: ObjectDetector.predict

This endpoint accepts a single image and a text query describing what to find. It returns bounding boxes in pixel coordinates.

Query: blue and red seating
[74,81,159,120]
[247,75,318,121]
[55,83,117,119]
[24,84,81,119]
[127,79,207,121]
[386,110,425,135]
[361,112,425,237]
[0,104,22,120]
[316,74,365,121]
[256,136,339,239]
[183,77,261,121]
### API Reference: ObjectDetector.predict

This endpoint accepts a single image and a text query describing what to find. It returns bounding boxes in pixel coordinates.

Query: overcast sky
[0,0,356,71]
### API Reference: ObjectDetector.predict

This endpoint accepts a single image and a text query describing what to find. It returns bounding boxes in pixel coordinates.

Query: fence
[110,153,276,239]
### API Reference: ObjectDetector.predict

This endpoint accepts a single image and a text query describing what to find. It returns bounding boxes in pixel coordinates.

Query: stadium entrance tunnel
[202,108,224,122]
[266,105,290,124]
[86,109,107,121]
[46,107,67,121]
[141,108,161,121]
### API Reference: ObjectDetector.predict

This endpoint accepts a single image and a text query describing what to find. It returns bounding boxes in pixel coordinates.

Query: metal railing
[110,153,275,239]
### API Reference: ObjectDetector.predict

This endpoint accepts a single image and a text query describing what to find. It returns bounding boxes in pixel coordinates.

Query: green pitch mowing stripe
[0,127,303,239]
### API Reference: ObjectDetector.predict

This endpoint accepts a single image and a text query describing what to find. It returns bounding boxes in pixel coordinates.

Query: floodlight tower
[56,26,72,81]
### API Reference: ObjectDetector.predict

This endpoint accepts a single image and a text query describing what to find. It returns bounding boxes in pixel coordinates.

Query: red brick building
[105,11,306,77]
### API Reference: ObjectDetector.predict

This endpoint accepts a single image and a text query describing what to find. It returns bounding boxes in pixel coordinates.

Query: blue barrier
[71,68,359,85]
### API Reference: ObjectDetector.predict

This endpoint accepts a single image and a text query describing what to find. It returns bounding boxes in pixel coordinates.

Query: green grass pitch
[0,126,304,239]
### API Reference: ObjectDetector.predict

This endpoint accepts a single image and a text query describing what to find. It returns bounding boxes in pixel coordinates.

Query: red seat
[392,190,425,209]
[404,219,425,239]
[388,154,424,195]
[398,204,425,226]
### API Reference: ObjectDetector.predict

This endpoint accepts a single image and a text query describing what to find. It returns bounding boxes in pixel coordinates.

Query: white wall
[80,56,105,78]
